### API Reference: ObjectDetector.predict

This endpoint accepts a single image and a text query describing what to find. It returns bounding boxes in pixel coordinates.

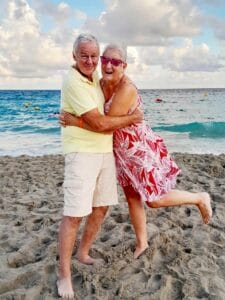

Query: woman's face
[101,49,126,82]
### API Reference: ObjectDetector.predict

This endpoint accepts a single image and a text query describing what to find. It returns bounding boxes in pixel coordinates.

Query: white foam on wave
[0,132,61,156]
[0,130,224,157]
[160,132,225,155]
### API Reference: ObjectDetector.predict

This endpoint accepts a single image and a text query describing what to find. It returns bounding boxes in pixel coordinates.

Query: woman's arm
[59,111,113,133]
[107,80,138,117]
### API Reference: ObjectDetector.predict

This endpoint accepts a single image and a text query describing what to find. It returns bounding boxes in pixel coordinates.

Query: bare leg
[57,216,82,299]
[123,186,148,259]
[147,190,212,224]
[77,206,108,264]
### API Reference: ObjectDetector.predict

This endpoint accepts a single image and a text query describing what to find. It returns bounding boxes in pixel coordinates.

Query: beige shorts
[63,152,118,217]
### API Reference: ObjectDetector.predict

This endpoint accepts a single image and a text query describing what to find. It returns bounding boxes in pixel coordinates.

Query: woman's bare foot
[134,245,148,259]
[198,192,212,224]
[57,277,74,299]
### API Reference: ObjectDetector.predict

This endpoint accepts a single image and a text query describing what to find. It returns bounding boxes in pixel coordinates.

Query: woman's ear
[123,62,127,69]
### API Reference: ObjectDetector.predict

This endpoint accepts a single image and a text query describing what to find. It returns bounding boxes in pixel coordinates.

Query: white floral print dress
[104,94,181,203]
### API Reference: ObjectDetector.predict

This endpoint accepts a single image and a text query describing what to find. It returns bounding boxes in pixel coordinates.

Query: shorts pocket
[63,178,83,200]
[63,179,83,188]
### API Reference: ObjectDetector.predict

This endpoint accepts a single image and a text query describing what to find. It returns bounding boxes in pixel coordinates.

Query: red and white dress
[104,94,181,203]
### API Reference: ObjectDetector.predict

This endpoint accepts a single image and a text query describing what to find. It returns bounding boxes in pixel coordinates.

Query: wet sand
[0,153,225,299]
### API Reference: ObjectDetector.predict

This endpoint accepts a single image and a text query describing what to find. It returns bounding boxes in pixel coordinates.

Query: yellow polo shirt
[61,67,113,154]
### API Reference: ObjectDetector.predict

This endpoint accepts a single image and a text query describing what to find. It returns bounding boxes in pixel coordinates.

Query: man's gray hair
[73,34,99,54]
[103,44,127,62]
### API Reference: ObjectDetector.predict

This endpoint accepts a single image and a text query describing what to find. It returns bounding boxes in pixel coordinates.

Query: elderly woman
[60,44,212,259]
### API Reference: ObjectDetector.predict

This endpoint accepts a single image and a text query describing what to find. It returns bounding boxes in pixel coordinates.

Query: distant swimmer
[24,102,32,108]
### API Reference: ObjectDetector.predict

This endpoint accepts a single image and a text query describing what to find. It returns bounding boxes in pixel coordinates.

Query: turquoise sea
[0,89,224,156]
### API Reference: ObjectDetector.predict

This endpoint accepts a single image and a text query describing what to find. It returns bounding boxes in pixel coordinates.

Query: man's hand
[58,111,66,127]
[131,108,144,124]
[58,111,78,127]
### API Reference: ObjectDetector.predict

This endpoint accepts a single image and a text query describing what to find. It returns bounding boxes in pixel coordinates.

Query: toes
[57,279,74,299]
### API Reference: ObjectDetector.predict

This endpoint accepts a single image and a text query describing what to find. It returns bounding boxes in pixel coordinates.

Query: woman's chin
[103,75,113,81]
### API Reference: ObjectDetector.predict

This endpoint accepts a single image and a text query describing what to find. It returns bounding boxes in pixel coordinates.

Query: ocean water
[0,89,224,156]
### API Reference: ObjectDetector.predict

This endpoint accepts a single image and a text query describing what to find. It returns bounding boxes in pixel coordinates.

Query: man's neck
[73,65,93,82]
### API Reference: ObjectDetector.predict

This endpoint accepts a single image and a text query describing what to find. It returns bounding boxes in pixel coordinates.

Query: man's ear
[72,52,76,61]
[123,62,127,69]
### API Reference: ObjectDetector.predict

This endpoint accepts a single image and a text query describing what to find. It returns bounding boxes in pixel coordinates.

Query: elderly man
[57,34,143,298]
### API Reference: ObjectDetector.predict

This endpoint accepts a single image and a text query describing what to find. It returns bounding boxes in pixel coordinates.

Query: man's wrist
[79,117,84,128]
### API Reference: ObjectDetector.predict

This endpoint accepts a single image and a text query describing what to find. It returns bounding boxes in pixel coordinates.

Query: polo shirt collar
[71,66,99,86]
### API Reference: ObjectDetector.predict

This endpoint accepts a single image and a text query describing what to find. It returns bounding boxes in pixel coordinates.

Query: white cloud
[196,0,225,6]
[126,63,225,89]
[0,0,224,89]
[0,0,75,80]
[211,19,225,41]
[83,0,202,45]
[135,39,223,72]
[34,0,86,25]
[168,40,223,72]
[123,40,225,88]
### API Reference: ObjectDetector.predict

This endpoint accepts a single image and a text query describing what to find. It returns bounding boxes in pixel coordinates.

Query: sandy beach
[0,153,225,299]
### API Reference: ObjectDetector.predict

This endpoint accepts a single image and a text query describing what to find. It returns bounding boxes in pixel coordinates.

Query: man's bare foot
[76,253,96,265]
[198,192,212,224]
[134,245,148,259]
[57,277,74,299]
[76,253,105,266]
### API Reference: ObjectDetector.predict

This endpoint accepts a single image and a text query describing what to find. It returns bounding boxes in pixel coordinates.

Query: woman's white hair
[103,44,127,62]
[73,34,99,54]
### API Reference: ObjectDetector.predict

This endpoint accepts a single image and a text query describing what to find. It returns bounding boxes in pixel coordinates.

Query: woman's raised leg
[147,190,212,224]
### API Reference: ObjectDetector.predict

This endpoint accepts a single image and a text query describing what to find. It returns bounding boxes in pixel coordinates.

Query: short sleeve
[61,68,100,116]
[67,82,97,116]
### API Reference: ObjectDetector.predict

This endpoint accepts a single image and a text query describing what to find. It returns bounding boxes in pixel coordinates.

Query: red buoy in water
[155,98,163,103]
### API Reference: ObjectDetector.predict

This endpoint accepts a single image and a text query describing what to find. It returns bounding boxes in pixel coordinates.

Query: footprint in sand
[0,270,41,295]
[100,234,110,243]
[147,274,163,293]
[181,223,193,230]
[123,225,132,233]
[8,248,42,268]
[103,222,116,231]
[185,207,191,217]
[7,237,51,268]
[184,248,192,254]
[114,213,129,224]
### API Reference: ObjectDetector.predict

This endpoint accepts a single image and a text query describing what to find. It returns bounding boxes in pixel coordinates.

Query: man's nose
[86,56,93,63]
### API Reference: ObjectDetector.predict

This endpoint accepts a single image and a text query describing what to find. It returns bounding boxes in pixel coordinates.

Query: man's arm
[60,77,143,132]
[59,108,143,132]
[82,107,143,132]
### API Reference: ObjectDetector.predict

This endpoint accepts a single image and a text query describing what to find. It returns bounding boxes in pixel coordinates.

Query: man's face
[74,41,99,80]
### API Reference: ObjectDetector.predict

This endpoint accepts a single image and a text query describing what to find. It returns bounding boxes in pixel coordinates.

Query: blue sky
[0,0,225,89]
